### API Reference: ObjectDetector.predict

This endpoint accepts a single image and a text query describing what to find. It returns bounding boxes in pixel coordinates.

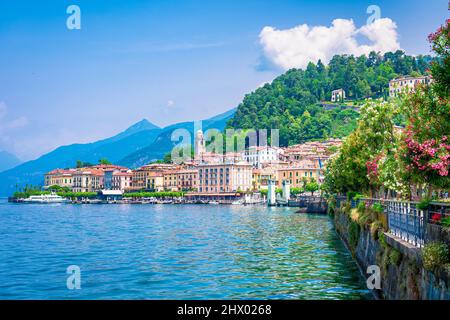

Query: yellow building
[44,169,76,189]
[132,168,165,191]
[163,171,179,191]
[276,167,321,188]
[163,169,198,191]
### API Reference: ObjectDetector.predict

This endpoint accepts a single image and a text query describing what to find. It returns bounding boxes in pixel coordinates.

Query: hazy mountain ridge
[118,108,237,168]
[0,151,21,173]
[0,111,235,195]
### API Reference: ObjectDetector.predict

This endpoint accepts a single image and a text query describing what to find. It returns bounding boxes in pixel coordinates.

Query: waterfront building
[276,165,321,188]
[197,162,252,194]
[331,88,345,102]
[131,163,179,191]
[177,169,198,191]
[44,169,76,189]
[45,164,132,192]
[163,169,198,191]
[112,171,133,191]
[252,166,279,190]
[72,168,105,192]
[389,75,433,97]
[252,169,262,191]
[163,171,179,191]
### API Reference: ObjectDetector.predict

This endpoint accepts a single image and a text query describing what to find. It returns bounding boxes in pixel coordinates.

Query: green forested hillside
[227,50,432,146]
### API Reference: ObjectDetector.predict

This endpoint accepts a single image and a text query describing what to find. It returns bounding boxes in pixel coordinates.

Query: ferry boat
[22,193,69,204]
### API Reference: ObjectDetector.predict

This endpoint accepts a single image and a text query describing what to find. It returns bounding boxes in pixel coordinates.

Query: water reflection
[0,201,371,299]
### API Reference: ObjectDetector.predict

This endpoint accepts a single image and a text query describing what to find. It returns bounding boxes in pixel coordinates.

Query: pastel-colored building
[243,146,283,168]
[163,169,198,191]
[44,169,76,189]
[72,168,105,193]
[276,166,321,188]
[112,171,133,191]
[131,163,180,191]
[197,162,252,194]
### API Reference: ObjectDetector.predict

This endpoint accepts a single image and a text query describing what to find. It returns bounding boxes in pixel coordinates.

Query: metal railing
[343,197,450,248]
[386,200,425,248]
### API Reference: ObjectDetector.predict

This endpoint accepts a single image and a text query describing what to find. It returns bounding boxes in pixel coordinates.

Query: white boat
[209,201,219,205]
[22,192,69,203]
[231,200,243,205]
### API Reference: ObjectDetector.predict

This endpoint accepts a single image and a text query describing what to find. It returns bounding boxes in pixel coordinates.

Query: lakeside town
[38,136,341,204]
[1,2,449,302]
[10,74,437,205]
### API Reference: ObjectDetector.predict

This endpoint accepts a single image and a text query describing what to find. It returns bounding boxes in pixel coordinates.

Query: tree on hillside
[99,158,111,165]
[226,51,433,147]
[76,160,93,168]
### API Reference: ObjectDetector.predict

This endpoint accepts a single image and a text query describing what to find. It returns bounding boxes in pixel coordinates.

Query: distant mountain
[118,108,237,168]
[0,119,162,196]
[0,111,236,196]
[0,151,21,172]
[105,119,160,143]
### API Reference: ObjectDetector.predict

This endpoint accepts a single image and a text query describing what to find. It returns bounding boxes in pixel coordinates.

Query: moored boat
[21,192,69,204]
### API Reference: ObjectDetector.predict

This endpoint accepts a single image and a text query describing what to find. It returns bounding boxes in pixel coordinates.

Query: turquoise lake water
[0,200,372,299]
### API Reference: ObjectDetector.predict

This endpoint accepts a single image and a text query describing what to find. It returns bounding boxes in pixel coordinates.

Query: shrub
[347,191,358,201]
[357,201,366,213]
[441,216,450,228]
[327,197,337,216]
[370,221,383,239]
[378,230,388,249]
[416,198,432,210]
[358,213,371,227]
[341,201,351,214]
[389,249,402,266]
[372,203,384,213]
[422,242,449,271]
[349,221,360,248]
[381,246,391,274]
[354,193,364,201]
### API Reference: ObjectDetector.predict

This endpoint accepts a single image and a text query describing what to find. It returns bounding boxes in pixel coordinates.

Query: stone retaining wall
[334,207,450,300]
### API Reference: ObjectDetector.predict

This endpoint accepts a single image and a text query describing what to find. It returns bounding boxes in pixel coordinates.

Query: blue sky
[0,0,448,160]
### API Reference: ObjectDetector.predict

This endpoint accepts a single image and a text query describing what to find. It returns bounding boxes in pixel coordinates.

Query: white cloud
[167,100,175,108]
[259,18,401,70]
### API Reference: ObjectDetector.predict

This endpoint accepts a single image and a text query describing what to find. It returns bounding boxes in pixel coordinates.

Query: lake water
[0,200,371,299]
